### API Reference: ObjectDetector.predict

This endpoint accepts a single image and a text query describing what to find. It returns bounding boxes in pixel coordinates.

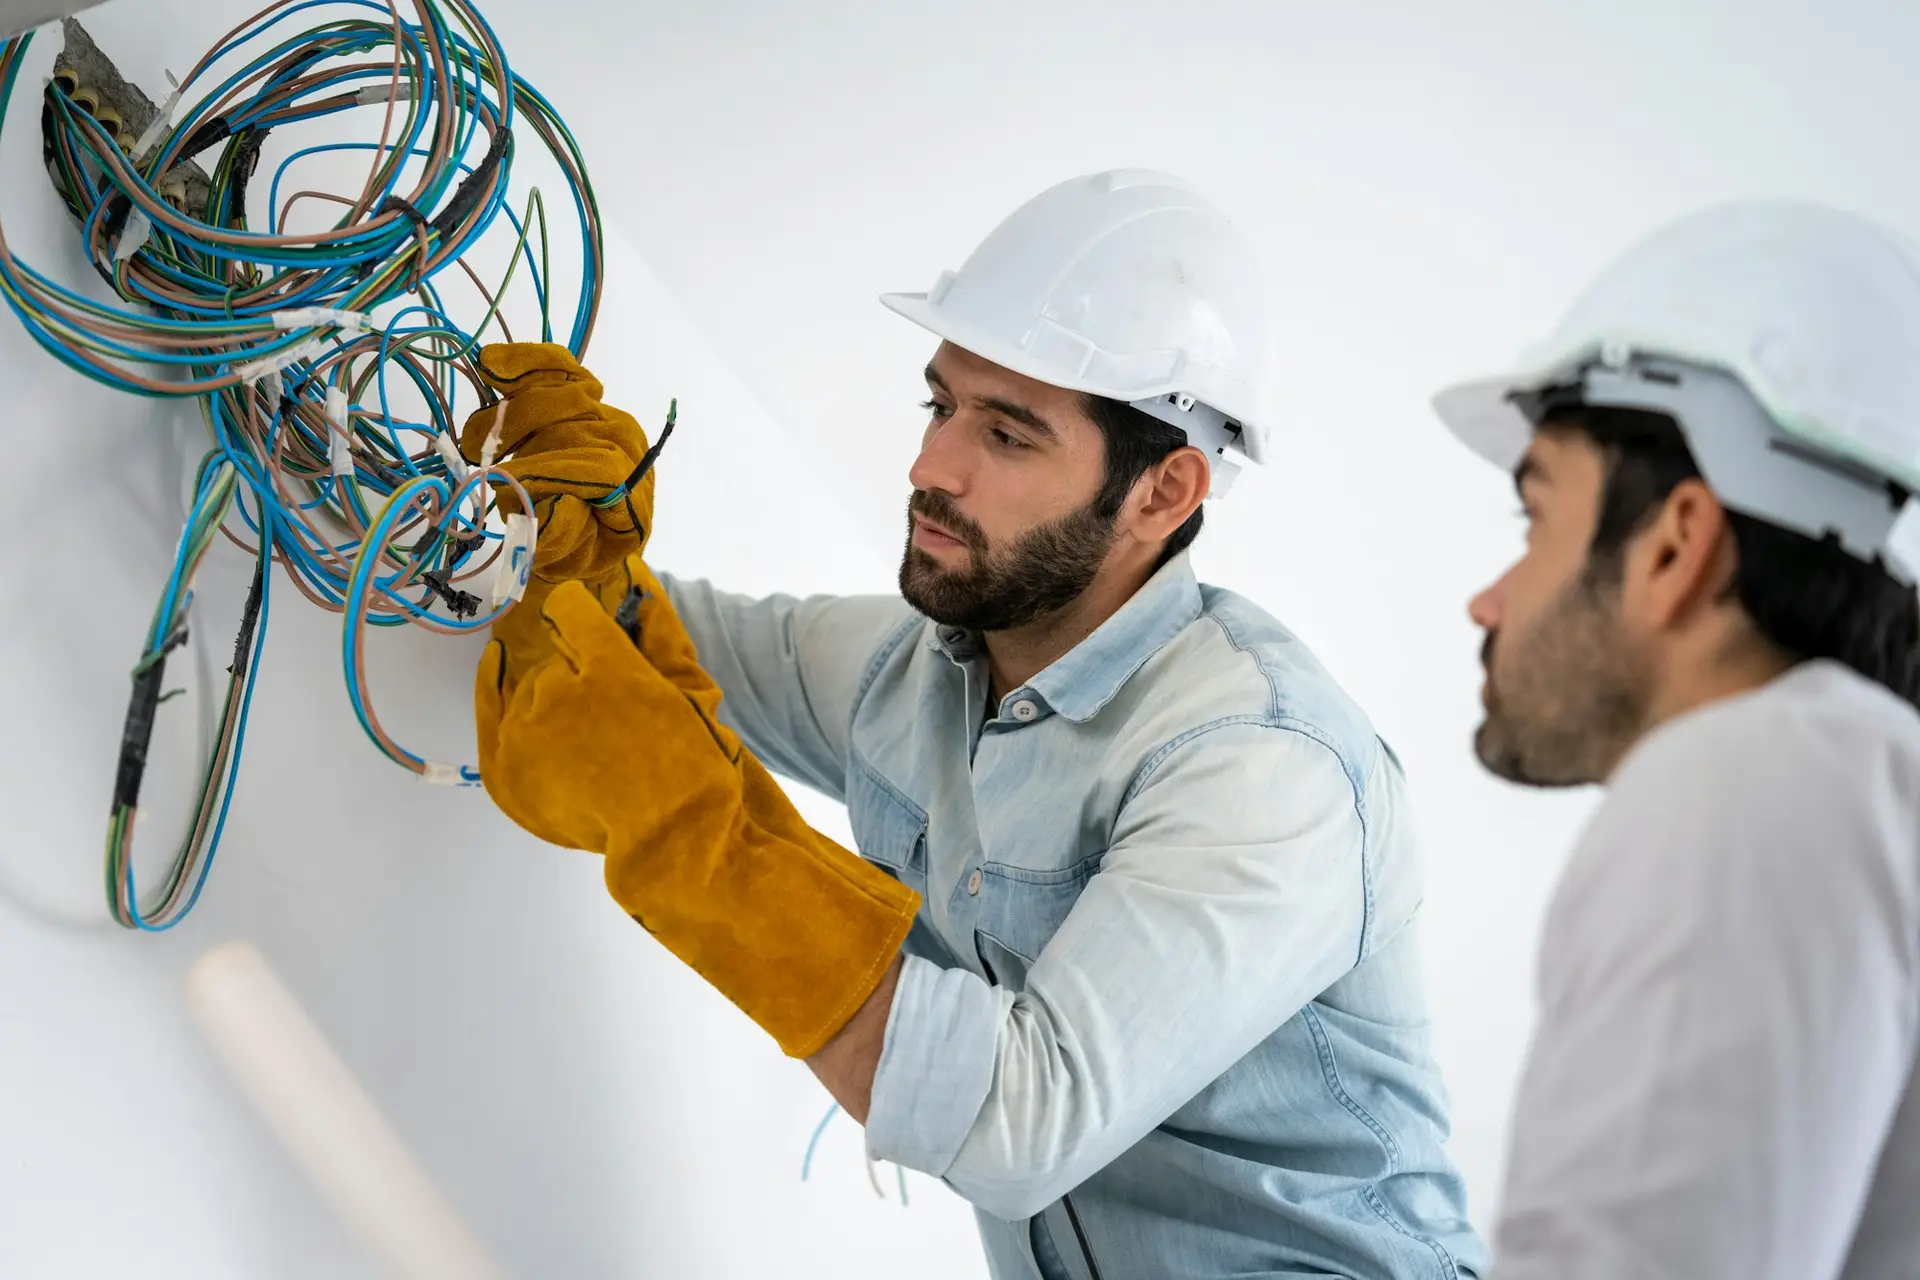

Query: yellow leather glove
[458,342,670,697]
[473,570,921,1059]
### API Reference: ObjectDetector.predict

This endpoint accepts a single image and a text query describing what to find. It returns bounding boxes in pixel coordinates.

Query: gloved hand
[457,342,671,697]
[473,568,921,1059]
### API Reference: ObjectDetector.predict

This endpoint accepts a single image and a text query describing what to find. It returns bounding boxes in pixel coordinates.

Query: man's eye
[990,427,1030,449]
[920,398,952,419]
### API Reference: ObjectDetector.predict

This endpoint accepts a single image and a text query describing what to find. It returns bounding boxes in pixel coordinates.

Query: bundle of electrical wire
[0,0,604,929]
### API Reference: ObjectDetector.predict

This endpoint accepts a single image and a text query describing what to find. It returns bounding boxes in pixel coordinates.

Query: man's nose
[909,417,968,497]
[1468,569,1509,633]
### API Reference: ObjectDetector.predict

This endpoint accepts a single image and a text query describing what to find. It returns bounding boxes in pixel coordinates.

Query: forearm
[858,728,1369,1222]
[806,954,905,1123]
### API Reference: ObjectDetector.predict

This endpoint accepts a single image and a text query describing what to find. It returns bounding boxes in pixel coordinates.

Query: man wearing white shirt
[1433,201,1920,1278]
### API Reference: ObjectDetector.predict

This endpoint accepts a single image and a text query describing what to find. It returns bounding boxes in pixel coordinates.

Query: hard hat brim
[880,290,1268,466]
[1431,374,1537,476]
[880,289,1083,396]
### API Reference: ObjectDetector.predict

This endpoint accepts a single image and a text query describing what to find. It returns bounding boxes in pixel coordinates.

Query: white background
[5,0,1920,1275]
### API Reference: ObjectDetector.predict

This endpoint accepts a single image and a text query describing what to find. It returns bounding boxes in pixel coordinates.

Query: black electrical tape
[111,663,166,811]
[377,193,430,235]
[430,123,511,238]
[178,115,231,159]
[101,191,130,239]
[615,412,676,497]
[422,571,482,619]
[450,531,486,566]
[111,626,189,812]
[357,455,407,491]
[87,193,134,289]
[227,127,270,228]
[229,558,266,678]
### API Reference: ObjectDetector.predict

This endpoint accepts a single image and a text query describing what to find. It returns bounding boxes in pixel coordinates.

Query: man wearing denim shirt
[649,171,1482,1279]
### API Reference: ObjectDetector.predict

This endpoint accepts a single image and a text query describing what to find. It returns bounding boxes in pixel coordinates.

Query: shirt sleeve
[864,722,1370,1222]
[1489,708,1920,1280]
[655,572,916,803]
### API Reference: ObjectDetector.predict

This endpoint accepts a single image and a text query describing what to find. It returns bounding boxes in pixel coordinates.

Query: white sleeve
[1489,708,1920,1280]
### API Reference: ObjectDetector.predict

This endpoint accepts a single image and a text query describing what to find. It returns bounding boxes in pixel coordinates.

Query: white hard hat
[881,169,1276,498]
[1434,200,1920,583]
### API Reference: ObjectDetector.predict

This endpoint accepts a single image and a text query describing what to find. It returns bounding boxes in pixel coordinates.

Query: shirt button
[967,869,983,896]
[1010,700,1038,722]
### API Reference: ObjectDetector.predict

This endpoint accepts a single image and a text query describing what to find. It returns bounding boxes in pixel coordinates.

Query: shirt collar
[921,551,1204,723]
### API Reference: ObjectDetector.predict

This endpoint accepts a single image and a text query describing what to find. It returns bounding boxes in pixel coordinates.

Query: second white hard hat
[1433,200,1920,581]
[881,169,1276,497]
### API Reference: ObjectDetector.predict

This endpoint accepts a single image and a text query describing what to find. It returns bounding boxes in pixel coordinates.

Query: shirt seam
[1115,714,1371,954]
[844,613,928,781]
[1200,610,1376,956]
[1302,1006,1460,1280]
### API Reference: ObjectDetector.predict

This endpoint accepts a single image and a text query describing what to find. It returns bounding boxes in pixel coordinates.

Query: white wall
[8,0,1920,1275]
[0,3,984,1275]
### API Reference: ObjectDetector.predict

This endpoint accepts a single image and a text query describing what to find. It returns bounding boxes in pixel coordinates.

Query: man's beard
[1474,572,1651,787]
[898,489,1118,633]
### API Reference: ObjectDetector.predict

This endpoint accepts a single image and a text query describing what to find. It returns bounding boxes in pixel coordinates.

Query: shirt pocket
[972,853,1103,993]
[843,751,929,902]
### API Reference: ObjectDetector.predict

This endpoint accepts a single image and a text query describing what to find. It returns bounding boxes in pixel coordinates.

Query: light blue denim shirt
[661,553,1484,1279]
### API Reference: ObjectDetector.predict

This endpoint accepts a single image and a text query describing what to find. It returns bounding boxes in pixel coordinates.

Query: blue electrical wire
[6,0,605,927]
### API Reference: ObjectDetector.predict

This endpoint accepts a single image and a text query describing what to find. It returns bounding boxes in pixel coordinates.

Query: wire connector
[492,513,537,606]
[432,431,469,482]
[271,307,372,335]
[234,335,328,382]
[419,761,482,787]
[326,387,354,481]
[355,83,417,106]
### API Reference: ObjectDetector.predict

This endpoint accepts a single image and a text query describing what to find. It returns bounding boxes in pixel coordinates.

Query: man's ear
[1624,478,1737,629]
[1129,447,1209,542]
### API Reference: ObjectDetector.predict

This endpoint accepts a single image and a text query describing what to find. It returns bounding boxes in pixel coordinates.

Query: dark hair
[1080,394,1205,567]
[1546,403,1920,707]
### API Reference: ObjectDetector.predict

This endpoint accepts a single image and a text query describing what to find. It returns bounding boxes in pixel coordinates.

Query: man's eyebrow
[978,396,1060,443]
[923,364,1061,444]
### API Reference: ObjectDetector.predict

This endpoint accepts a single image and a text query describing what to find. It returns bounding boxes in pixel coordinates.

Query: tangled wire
[0,0,604,928]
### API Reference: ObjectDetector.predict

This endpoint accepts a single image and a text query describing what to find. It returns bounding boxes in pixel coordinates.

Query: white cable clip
[356,83,417,106]
[131,71,184,165]
[419,761,481,787]
[326,387,354,481]
[493,513,537,606]
[432,431,470,483]
[271,307,372,335]
[234,336,329,382]
[113,209,152,262]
